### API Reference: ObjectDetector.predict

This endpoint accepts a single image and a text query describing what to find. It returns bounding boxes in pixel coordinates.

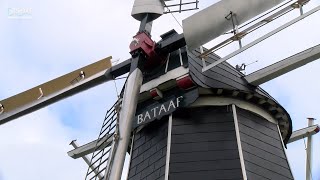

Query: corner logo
[8,8,32,19]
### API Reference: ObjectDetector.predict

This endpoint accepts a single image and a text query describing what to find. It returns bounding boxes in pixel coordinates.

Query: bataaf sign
[132,89,198,129]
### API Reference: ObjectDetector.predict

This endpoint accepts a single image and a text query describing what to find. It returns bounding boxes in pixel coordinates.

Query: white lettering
[151,107,159,117]
[176,96,183,107]
[158,104,167,115]
[144,111,151,121]
[167,100,176,111]
[137,96,185,126]
[137,114,144,124]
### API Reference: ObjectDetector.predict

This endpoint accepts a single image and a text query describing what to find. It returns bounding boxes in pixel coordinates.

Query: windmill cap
[131,0,164,21]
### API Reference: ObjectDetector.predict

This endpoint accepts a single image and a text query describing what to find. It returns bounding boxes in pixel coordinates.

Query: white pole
[106,69,143,180]
[306,118,315,180]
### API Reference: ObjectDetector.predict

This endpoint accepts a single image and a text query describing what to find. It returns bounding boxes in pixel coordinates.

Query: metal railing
[84,100,121,180]
[164,0,199,13]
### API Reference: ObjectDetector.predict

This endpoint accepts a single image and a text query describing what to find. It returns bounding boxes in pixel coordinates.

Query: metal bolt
[0,104,4,114]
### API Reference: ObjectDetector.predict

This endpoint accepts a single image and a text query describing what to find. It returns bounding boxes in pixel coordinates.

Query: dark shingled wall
[128,106,294,180]
[188,49,251,91]
[128,119,168,180]
[236,107,294,180]
[169,106,243,180]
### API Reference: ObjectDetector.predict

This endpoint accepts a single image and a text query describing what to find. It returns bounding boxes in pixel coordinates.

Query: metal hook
[225,11,234,20]
[37,87,44,99]
[236,60,258,72]
[0,103,4,114]
[235,63,246,72]
[80,71,85,80]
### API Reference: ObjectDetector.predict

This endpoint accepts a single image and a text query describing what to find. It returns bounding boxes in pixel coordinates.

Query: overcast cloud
[0,0,320,179]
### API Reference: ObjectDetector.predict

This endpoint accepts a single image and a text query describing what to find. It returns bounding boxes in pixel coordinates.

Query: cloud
[0,0,133,179]
[1,0,320,179]
[0,109,86,180]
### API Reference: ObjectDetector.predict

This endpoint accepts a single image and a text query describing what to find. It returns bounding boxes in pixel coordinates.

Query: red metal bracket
[129,32,155,57]
[129,32,166,70]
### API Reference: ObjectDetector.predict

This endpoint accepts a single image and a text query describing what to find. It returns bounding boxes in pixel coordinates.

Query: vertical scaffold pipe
[106,69,143,180]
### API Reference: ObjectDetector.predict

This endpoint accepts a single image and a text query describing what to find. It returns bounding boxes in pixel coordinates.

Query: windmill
[1,0,320,180]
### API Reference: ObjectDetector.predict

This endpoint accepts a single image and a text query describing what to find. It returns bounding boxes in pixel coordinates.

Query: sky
[0,0,319,179]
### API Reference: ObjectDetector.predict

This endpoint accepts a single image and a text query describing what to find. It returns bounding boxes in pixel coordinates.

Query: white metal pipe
[164,114,173,180]
[232,105,247,180]
[276,125,294,178]
[306,118,315,180]
[199,46,206,67]
[106,68,143,180]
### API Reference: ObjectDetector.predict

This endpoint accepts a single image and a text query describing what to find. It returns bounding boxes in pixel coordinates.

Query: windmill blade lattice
[85,100,121,180]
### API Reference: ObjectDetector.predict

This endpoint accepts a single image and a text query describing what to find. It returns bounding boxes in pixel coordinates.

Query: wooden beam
[245,43,320,86]
[68,135,113,159]
[0,57,113,125]
[288,124,319,144]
